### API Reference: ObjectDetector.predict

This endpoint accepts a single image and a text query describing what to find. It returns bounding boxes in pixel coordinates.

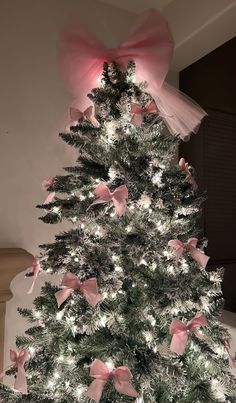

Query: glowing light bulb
[56,310,64,321]
[29,346,35,356]
[53,371,60,379]
[105,359,114,371]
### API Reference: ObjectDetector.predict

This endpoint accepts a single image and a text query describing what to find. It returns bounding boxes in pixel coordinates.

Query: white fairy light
[74,257,79,262]
[46,268,53,273]
[47,380,55,389]
[28,346,35,356]
[114,265,123,272]
[65,381,70,388]
[80,223,85,229]
[52,206,60,213]
[167,265,175,274]
[103,291,108,298]
[53,371,60,379]
[110,212,115,217]
[150,262,157,271]
[105,358,114,371]
[76,386,86,399]
[34,310,42,319]
[67,357,75,365]
[57,355,65,363]
[139,258,148,266]
[125,225,132,233]
[71,216,77,223]
[152,172,163,186]
[100,315,108,327]
[79,194,86,201]
[111,292,117,299]
[147,315,156,326]
[56,310,64,321]
[143,331,153,343]
[111,254,119,261]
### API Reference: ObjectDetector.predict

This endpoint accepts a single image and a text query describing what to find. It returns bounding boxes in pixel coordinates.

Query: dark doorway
[179,37,236,312]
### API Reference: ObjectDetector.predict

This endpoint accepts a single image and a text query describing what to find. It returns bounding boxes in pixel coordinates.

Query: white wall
[0,0,136,383]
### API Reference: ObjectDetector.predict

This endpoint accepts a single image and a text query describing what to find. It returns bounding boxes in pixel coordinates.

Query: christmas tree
[1,9,236,403]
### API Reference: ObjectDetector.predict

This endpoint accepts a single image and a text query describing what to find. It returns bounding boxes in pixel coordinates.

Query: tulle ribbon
[224,341,236,368]
[55,272,102,307]
[70,106,99,127]
[90,182,128,216]
[0,349,28,394]
[168,238,210,268]
[170,313,208,355]
[179,157,198,189]
[84,359,139,402]
[130,101,158,127]
[60,8,207,138]
[26,256,41,294]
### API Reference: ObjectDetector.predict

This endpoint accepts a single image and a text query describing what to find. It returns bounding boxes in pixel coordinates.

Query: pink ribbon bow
[168,238,210,269]
[85,359,139,402]
[91,182,128,216]
[55,272,103,308]
[70,106,99,127]
[26,256,41,294]
[170,313,208,355]
[42,177,55,205]
[224,340,236,368]
[179,158,198,189]
[0,349,28,394]
[60,9,206,138]
[130,101,158,127]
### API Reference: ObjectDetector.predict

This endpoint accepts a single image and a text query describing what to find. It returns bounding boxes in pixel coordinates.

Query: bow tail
[190,248,209,269]
[170,331,188,355]
[114,379,139,398]
[14,365,27,394]
[153,82,207,139]
[55,288,73,307]
[131,113,143,127]
[27,276,37,295]
[85,379,107,403]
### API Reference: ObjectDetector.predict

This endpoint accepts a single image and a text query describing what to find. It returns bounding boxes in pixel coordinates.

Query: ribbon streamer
[130,101,158,126]
[179,157,198,189]
[26,256,41,294]
[85,359,139,402]
[55,272,102,307]
[168,238,210,269]
[0,349,28,394]
[224,341,236,368]
[170,313,208,355]
[70,105,99,127]
[90,182,128,216]
[60,9,206,138]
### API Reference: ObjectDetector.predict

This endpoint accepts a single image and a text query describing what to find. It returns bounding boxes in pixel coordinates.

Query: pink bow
[85,359,139,402]
[70,106,99,127]
[224,341,236,368]
[42,177,54,191]
[0,349,28,394]
[55,272,102,307]
[168,238,210,269]
[26,256,41,294]
[179,158,198,189]
[170,313,208,355]
[60,9,206,138]
[130,101,158,126]
[91,182,128,216]
[42,177,55,205]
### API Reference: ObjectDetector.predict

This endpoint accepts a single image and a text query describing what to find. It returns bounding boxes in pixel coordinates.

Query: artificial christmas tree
[1,9,236,403]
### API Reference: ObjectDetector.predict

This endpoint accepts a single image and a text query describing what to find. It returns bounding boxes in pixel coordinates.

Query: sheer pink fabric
[60,9,207,138]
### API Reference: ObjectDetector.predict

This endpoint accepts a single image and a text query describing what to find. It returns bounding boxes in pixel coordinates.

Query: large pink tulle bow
[179,158,198,190]
[85,359,139,402]
[0,349,28,394]
[168,238,210,269]
[130,101,158,127]
[170,313,208,355]
[26,256,41,294]
[91,182,128,216]
[70,106,99,127]
[55,272,102,308]
[224,341,236,368]
[60,9,206,138]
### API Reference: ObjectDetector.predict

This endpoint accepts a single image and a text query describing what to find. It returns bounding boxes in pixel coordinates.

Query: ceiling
[99,0,174,13]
